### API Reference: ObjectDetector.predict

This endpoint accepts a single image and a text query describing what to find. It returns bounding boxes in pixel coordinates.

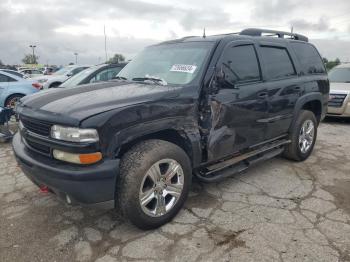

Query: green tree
[22,54,39,64]
[323,57,341,71]
[106,54,125,64]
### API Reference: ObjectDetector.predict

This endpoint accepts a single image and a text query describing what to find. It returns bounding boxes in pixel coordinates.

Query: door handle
[258,92,268,98]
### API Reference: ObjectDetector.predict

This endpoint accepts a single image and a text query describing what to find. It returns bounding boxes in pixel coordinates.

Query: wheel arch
[115,128,202,168]
[4,93,25,106]
[289,93,324,132]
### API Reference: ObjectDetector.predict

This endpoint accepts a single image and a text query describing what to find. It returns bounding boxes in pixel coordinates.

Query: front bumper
[327,92,350,117]
[12,132,119,208]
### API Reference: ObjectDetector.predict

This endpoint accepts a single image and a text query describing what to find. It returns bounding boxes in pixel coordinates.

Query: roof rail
[240,28,308,42]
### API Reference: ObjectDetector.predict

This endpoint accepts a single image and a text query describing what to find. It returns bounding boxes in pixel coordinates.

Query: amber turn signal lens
[53,149,102,164]
[79,152,102,164]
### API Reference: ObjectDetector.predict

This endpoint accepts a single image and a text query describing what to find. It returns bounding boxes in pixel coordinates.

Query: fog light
[53,149,102,164]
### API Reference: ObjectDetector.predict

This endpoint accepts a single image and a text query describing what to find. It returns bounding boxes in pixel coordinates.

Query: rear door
[258,43,301,139]
[206,40,269,162]
[0,73,10,102]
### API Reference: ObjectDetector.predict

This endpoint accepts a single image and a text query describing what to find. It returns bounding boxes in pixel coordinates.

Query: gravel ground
[0,119,350,262]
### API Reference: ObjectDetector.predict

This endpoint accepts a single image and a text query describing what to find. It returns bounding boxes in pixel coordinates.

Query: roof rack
[239,28,308,42]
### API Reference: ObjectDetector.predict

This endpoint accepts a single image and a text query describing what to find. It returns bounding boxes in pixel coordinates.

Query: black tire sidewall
[117,140,191,229]
[292,110,318,161]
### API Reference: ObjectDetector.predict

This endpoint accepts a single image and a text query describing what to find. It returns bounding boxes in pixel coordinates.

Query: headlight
[38,79,48,83]
[51,125,99,143]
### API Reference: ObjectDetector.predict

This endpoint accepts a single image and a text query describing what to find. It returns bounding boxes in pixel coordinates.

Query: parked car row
[0,71,41,108]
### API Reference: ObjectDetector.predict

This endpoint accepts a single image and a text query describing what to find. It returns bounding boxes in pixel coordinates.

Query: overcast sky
[1,0,350,65]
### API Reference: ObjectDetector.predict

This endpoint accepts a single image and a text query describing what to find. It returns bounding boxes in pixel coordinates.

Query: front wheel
[117,139,191,229]
[5,94,24,109]
[284,110,317,161]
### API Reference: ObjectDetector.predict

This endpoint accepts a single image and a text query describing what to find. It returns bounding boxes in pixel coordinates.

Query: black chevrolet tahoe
[13,28,329,229]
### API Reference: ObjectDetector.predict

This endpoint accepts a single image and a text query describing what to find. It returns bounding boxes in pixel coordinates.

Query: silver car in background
[34,65,90,89]
[327,64,350,117]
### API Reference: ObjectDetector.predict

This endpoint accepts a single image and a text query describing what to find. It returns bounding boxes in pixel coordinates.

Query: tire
[117,139,192,229]
[284,110,317,161]
[5,94,24,109]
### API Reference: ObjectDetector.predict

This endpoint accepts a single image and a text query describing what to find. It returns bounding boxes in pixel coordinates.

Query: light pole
[74,52,78,64]
[29,45,36,64]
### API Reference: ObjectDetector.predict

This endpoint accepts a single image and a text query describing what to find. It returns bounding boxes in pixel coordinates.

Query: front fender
[110,117,202,167]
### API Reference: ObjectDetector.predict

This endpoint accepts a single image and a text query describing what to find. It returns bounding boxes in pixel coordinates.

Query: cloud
[290,17,335,32]
[312,38,350,61]
[0,0,349,65]
[252,0,301,21]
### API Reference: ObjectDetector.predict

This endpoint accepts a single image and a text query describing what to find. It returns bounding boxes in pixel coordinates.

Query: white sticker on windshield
[170,64,197,74]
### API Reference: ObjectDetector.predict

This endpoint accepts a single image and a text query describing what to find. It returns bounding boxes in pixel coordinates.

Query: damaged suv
[13,28,329,229]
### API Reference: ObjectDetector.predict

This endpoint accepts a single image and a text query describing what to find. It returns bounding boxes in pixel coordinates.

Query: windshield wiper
[132,76,167,86]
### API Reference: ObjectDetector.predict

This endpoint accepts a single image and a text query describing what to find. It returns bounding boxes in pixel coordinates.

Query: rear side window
[221,44,261,86]
[291,42,326,75]
[260,46,296,79]
[72,67,88,76]
[0,73,8,82]
[0,73,16,82]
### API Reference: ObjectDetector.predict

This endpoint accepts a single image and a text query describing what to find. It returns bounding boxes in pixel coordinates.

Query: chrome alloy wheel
[299,119,315,154]
[6,96,21,109]
[139,159,184,217]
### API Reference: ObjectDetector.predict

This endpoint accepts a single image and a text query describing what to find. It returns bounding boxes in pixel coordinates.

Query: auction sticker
[170,64,197,73]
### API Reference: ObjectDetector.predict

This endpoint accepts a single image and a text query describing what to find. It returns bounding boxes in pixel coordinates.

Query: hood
[18,81,181,123]
[330,82,350,93]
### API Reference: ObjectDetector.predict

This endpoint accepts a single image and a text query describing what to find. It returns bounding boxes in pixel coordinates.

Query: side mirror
[211,65,228,93]
[212,64,239,91]
[66,73,73,77]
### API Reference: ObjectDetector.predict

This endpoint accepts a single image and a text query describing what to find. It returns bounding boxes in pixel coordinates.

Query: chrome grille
[328,94,347,108]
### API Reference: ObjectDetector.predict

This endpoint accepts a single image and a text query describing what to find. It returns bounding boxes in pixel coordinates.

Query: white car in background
[35,65,90,89]
[19,68,43,78]
[327,64,350,117]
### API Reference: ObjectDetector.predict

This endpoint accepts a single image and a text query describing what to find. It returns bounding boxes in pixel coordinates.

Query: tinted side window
[7,76,16,82]
[0,73,16,82]
[90,67,123,83]
[261,46,296,79]
[0,73,8,82]
[72,67,88,75]
[221,44,261,86]
[291,43,326,75]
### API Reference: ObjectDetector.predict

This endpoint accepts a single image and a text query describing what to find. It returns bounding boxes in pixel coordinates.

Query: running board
[195,139,290,183]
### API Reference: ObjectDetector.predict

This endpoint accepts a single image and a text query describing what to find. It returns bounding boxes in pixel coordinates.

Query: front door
[205,41,269,162]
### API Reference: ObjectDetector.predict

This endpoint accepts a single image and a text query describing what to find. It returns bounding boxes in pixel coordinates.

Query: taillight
[32,82,42,90]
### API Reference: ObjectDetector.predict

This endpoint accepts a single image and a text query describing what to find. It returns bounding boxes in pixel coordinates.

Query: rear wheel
[117,139,191,229]
[284,110,317,161]
[5,94,24,109]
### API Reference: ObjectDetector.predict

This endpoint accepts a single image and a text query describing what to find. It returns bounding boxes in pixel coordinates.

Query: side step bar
[195,139,290,183]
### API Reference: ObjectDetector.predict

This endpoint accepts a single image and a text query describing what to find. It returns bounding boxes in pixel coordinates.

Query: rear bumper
[12,132,119,208]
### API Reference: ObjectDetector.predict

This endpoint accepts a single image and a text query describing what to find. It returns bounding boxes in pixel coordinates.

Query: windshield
[117,41,214,85]
[329,67,350,83]
[60,66,100,88]
[53,66,73,76]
